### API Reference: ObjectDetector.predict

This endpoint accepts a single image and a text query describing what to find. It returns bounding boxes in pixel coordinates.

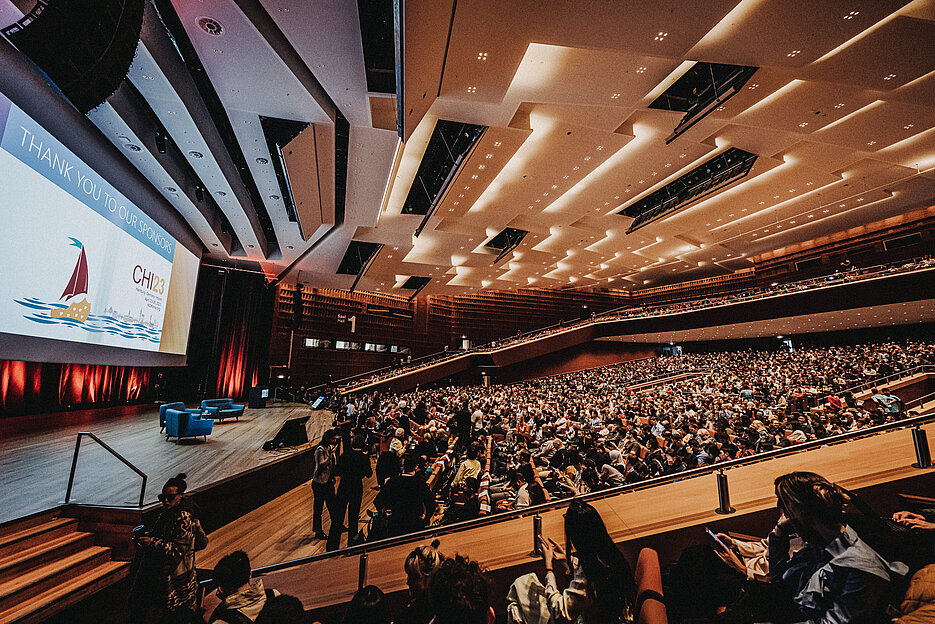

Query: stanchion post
[358,552,368,591]
[912,425,931,469]
[715,469,735,515]
[530,513,542,557]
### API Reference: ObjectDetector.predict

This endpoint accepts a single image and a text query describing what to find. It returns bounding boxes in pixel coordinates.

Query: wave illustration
[14,298,162,344]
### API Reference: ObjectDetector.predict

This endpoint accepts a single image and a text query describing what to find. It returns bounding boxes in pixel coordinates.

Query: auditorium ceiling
[4,0,935,295]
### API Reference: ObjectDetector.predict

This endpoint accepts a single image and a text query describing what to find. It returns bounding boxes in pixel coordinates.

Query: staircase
[0,511,129,624]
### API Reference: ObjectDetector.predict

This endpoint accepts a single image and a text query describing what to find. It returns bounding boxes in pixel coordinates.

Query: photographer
[130,473,200,624]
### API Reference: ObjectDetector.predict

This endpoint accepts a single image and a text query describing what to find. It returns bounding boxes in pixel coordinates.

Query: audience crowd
[339,256,935,391]
[344,340,932,531]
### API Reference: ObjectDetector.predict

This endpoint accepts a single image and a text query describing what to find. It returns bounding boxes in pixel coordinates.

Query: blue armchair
[159,402,201,432]
[165,409,214,443]
[201,398,245,422]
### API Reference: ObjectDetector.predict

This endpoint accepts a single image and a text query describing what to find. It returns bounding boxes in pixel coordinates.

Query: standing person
[374,453,437,537]
[327,433,373,550]
[131,473,199,624]
[312,430,339,540]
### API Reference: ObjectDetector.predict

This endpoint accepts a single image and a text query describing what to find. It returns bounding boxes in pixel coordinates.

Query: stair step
[0,532,96,584]
[0,512,61,541]
[0,519,78,560]
[0,547,111,613]
[0,560,128,624]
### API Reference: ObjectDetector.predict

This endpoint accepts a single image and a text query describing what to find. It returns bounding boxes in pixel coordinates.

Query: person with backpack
[209,550,278,624]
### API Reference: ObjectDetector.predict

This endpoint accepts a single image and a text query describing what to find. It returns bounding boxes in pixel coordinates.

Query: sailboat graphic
[51,237,91,322]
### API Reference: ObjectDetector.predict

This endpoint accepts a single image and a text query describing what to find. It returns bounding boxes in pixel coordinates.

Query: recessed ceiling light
[270,194,280,200]
[786,49,801,57]
[189,151,204,159]
[125,144,141,152]
[256,157,269,164]
[467,86,477,93]
[843,10,859,19]
[654,31,668,41]
[215,190,226,197]
[165,186,177,192]
[476,52,488,61]
[197,16,224,36]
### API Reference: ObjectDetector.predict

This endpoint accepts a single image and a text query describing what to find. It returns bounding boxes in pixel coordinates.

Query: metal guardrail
[228,410,935,584]
[64,432,147,508]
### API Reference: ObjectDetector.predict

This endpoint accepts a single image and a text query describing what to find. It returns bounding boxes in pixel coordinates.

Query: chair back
[634,548,667,624]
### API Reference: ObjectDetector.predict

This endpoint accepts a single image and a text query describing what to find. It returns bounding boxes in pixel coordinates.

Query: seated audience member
[374,453,437,536]
[769,471,908,623]
[397,539,444,624]
[342,585,391,624]
[509,499,635,624]
[429,555,495,624]
[254,594,305,624]
[209,550,277,624]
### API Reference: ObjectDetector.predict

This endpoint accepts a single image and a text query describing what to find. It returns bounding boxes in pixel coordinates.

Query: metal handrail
[906,390,935,410]
[64,432,147,508]
[232,410,935,582]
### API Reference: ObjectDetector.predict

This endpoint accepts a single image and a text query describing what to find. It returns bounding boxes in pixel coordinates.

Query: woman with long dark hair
[525,499,635,623]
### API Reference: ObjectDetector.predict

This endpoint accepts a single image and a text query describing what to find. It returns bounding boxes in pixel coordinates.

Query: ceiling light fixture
[467,86,477,93]
[476,52,488,61]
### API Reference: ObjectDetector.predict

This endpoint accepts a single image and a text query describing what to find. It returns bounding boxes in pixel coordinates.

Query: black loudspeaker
[579,305,590,320]
[262,416,310,450]
[291,284,304,330]
[4,0,145,114]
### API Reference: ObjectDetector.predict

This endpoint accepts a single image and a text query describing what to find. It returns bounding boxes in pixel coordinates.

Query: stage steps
[0,514,129,624]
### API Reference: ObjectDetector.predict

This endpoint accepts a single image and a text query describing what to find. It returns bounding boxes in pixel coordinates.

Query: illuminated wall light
[866,140,876,146]
[478,164,486,169]
[883,73,896,81]
[485,153,493,159]
[610,93,621,100]
[834,102,845,109]
[583,156,591,161]
[798,122,808,127]
[471,174,478,179]
[748,83,759,90]
[596,145,604,151]
[493,141,502,147]
[551,185,558,189]
[904,123,914,129]
[636,66,647,74]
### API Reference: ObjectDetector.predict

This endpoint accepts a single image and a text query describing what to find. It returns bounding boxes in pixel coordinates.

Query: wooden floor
[248,422,935,611]
[197,462,381,570]
[0,402,335,525]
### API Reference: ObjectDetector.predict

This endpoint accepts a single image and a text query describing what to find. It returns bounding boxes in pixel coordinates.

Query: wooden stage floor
[0,402,335,525]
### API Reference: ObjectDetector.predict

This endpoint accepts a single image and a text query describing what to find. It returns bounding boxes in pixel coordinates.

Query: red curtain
[0,359,150,413]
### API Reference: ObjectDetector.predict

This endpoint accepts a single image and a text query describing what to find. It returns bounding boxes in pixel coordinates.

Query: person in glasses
[131,473,200,623]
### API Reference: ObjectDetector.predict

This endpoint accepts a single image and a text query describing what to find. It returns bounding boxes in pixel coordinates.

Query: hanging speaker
[4,0,145,114]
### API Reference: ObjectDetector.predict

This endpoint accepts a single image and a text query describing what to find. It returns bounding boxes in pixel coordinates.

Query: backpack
[209,588,275,624]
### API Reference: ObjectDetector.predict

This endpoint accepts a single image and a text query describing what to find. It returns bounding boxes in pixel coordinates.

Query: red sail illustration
[61,245,89,300]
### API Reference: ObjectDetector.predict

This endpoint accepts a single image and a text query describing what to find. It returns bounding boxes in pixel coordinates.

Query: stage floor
[0,402,335,525]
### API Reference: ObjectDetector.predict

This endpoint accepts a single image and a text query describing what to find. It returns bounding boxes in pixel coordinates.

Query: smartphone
[705,527,731,552]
